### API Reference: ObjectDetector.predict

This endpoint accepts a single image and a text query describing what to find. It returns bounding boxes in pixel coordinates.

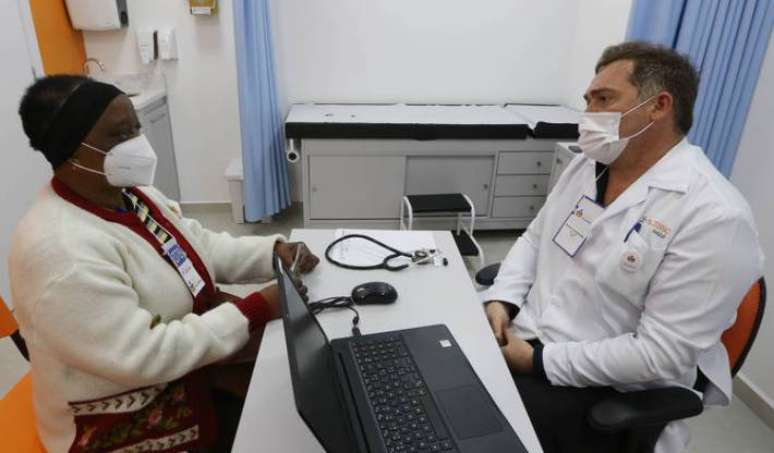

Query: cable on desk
[308,296,361,337]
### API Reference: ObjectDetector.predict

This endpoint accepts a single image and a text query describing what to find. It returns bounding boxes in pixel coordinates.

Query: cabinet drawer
[492,197,546,218]
[498,152,552,175]
[494,175,548,197]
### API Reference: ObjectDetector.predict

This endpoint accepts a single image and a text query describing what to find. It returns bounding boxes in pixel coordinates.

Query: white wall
[562,0,634,110]
[82,1,243,203]
[729,31,774,405]
[270,0,632,200]
[271,0,631,109]
[0,0,51,301]
[83,0,631,204]
[272,0,571,108]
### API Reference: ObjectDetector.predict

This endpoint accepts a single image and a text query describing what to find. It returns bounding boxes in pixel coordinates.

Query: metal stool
[400,193,485,267]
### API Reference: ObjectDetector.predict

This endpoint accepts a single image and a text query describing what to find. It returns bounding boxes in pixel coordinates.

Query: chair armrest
[588,387,703,432]
[475,263,501,286]
[11,330,29,361]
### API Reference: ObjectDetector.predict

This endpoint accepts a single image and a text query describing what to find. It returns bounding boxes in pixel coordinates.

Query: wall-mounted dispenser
[157,29,178,60]
[136,29,156,65]
[189,0,217,15]
[64,0,129,31]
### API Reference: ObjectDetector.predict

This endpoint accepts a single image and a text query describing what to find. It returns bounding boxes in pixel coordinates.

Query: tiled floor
[2,203,773,452]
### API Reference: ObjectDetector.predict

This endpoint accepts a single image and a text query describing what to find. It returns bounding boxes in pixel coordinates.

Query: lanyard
[124,192,206,298]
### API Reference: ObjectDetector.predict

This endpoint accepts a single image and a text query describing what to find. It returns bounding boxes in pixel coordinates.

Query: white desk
[232,229,543,452]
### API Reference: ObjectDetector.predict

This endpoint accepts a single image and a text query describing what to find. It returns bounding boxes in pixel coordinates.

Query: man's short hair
[596,42,700,135]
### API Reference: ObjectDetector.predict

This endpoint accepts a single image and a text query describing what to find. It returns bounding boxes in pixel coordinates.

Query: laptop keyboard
[352,336,458,453]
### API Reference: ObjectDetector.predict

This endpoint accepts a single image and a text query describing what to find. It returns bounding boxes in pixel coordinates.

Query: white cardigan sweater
[9,180,284,452]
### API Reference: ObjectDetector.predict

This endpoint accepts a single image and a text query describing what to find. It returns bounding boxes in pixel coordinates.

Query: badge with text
[162,239,205,297]
[553,195,604,257]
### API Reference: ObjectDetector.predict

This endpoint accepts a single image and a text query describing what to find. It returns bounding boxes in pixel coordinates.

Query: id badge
[162,239,205,297]
[553,195,604,257]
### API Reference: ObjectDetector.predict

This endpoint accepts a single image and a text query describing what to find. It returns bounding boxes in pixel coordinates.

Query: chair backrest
[0,295,18,339]
[722,278,766,377]
[1,296,28,360]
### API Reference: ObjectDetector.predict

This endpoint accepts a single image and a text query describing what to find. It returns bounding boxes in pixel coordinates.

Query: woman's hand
[275,241,320,274]
[259,284,284,320]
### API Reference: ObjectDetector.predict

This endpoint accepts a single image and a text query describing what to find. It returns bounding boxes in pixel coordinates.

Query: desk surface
[232,229,542,452]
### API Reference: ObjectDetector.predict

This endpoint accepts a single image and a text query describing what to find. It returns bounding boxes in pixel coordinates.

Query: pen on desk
[290,245,302,273]
[624,222,642,242]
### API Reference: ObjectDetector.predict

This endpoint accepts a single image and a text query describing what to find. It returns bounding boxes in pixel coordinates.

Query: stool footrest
[452,230,479,256]
[406,194,470,213]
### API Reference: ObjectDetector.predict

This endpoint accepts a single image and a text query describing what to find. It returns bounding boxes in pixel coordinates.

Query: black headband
[36,81,124,169]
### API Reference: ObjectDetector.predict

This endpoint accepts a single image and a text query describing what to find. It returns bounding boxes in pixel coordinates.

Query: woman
[9,75,318,452]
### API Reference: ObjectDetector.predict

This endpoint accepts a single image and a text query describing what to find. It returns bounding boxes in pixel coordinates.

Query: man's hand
[275,241,320,274]
[485,301,511,346]
[500,329,534,374]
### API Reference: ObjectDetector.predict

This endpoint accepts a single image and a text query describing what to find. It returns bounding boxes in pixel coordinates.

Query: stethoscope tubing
[325,234,415,271]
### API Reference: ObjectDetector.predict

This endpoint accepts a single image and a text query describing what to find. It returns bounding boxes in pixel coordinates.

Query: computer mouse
[351,282,398,305]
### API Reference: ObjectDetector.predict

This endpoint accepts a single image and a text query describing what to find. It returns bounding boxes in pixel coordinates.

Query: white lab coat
[480,139,764,453]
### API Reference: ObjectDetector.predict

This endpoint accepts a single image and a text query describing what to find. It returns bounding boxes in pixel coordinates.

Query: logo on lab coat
[621,250,642,272]
[641,216,671,239]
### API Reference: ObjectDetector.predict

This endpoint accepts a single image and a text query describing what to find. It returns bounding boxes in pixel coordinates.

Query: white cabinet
[497,152,553,174]
[494,175,548,197]
[136,97,180,200]
[289,103,576,229]
[404,156,494,214]
[548,142,581,192]
[492,196,546,218]
[488,149,552,223]
[300,139,558,229]
[309,155,406,219]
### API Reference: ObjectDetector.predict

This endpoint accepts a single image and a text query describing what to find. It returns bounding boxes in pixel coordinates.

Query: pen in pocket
[624,222,642,242]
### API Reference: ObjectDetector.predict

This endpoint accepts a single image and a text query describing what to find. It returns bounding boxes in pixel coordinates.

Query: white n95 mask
[73,134,158,187]
[578,96,655,165]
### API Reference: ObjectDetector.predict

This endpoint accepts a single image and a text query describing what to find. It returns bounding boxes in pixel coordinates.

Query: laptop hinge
[334,349,373,453]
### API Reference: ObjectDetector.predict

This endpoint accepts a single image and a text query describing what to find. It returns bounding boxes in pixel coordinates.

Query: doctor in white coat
[481,42,763,453]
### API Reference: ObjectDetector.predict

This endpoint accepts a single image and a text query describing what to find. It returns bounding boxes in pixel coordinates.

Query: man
[482,42,763,453]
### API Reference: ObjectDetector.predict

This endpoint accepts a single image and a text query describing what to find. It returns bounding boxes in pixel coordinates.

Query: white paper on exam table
[505,104,581,129]
[332,229,437,267]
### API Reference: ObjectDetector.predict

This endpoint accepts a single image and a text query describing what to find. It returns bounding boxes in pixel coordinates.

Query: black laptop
[276,257,527,453]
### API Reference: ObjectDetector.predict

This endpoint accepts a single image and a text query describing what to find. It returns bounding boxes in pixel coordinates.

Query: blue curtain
[627,0,774,176]
[233,0,290,221]
[626,0,686,47]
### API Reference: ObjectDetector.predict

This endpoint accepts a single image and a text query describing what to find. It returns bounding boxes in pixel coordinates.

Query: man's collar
[640,138,691,193]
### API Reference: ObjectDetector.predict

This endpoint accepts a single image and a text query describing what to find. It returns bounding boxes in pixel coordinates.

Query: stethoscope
[325,234,442,271]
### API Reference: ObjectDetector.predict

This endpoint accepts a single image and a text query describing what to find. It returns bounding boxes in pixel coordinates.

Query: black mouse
[351,282,398,305]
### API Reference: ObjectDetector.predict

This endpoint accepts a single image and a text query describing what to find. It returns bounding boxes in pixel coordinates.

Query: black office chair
[476,263,766,453]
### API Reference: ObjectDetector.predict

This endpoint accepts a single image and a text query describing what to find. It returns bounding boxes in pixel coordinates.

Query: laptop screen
[276,257,355,453]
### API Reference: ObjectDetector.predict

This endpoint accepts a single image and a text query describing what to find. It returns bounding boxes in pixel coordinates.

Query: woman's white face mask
[70,134,158,187]
[578,96,656,165]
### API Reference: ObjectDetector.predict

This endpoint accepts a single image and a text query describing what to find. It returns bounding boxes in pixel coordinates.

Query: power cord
[308,296,361,336]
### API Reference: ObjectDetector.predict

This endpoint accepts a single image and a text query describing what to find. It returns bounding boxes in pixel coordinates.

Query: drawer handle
[483,184,489,190]
[529,205,535,211]
[556,158,563,164]
[536,161,542,167]
[532,183,538,190]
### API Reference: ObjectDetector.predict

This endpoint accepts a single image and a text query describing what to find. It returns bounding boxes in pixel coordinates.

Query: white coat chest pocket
[595,231,665,308]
